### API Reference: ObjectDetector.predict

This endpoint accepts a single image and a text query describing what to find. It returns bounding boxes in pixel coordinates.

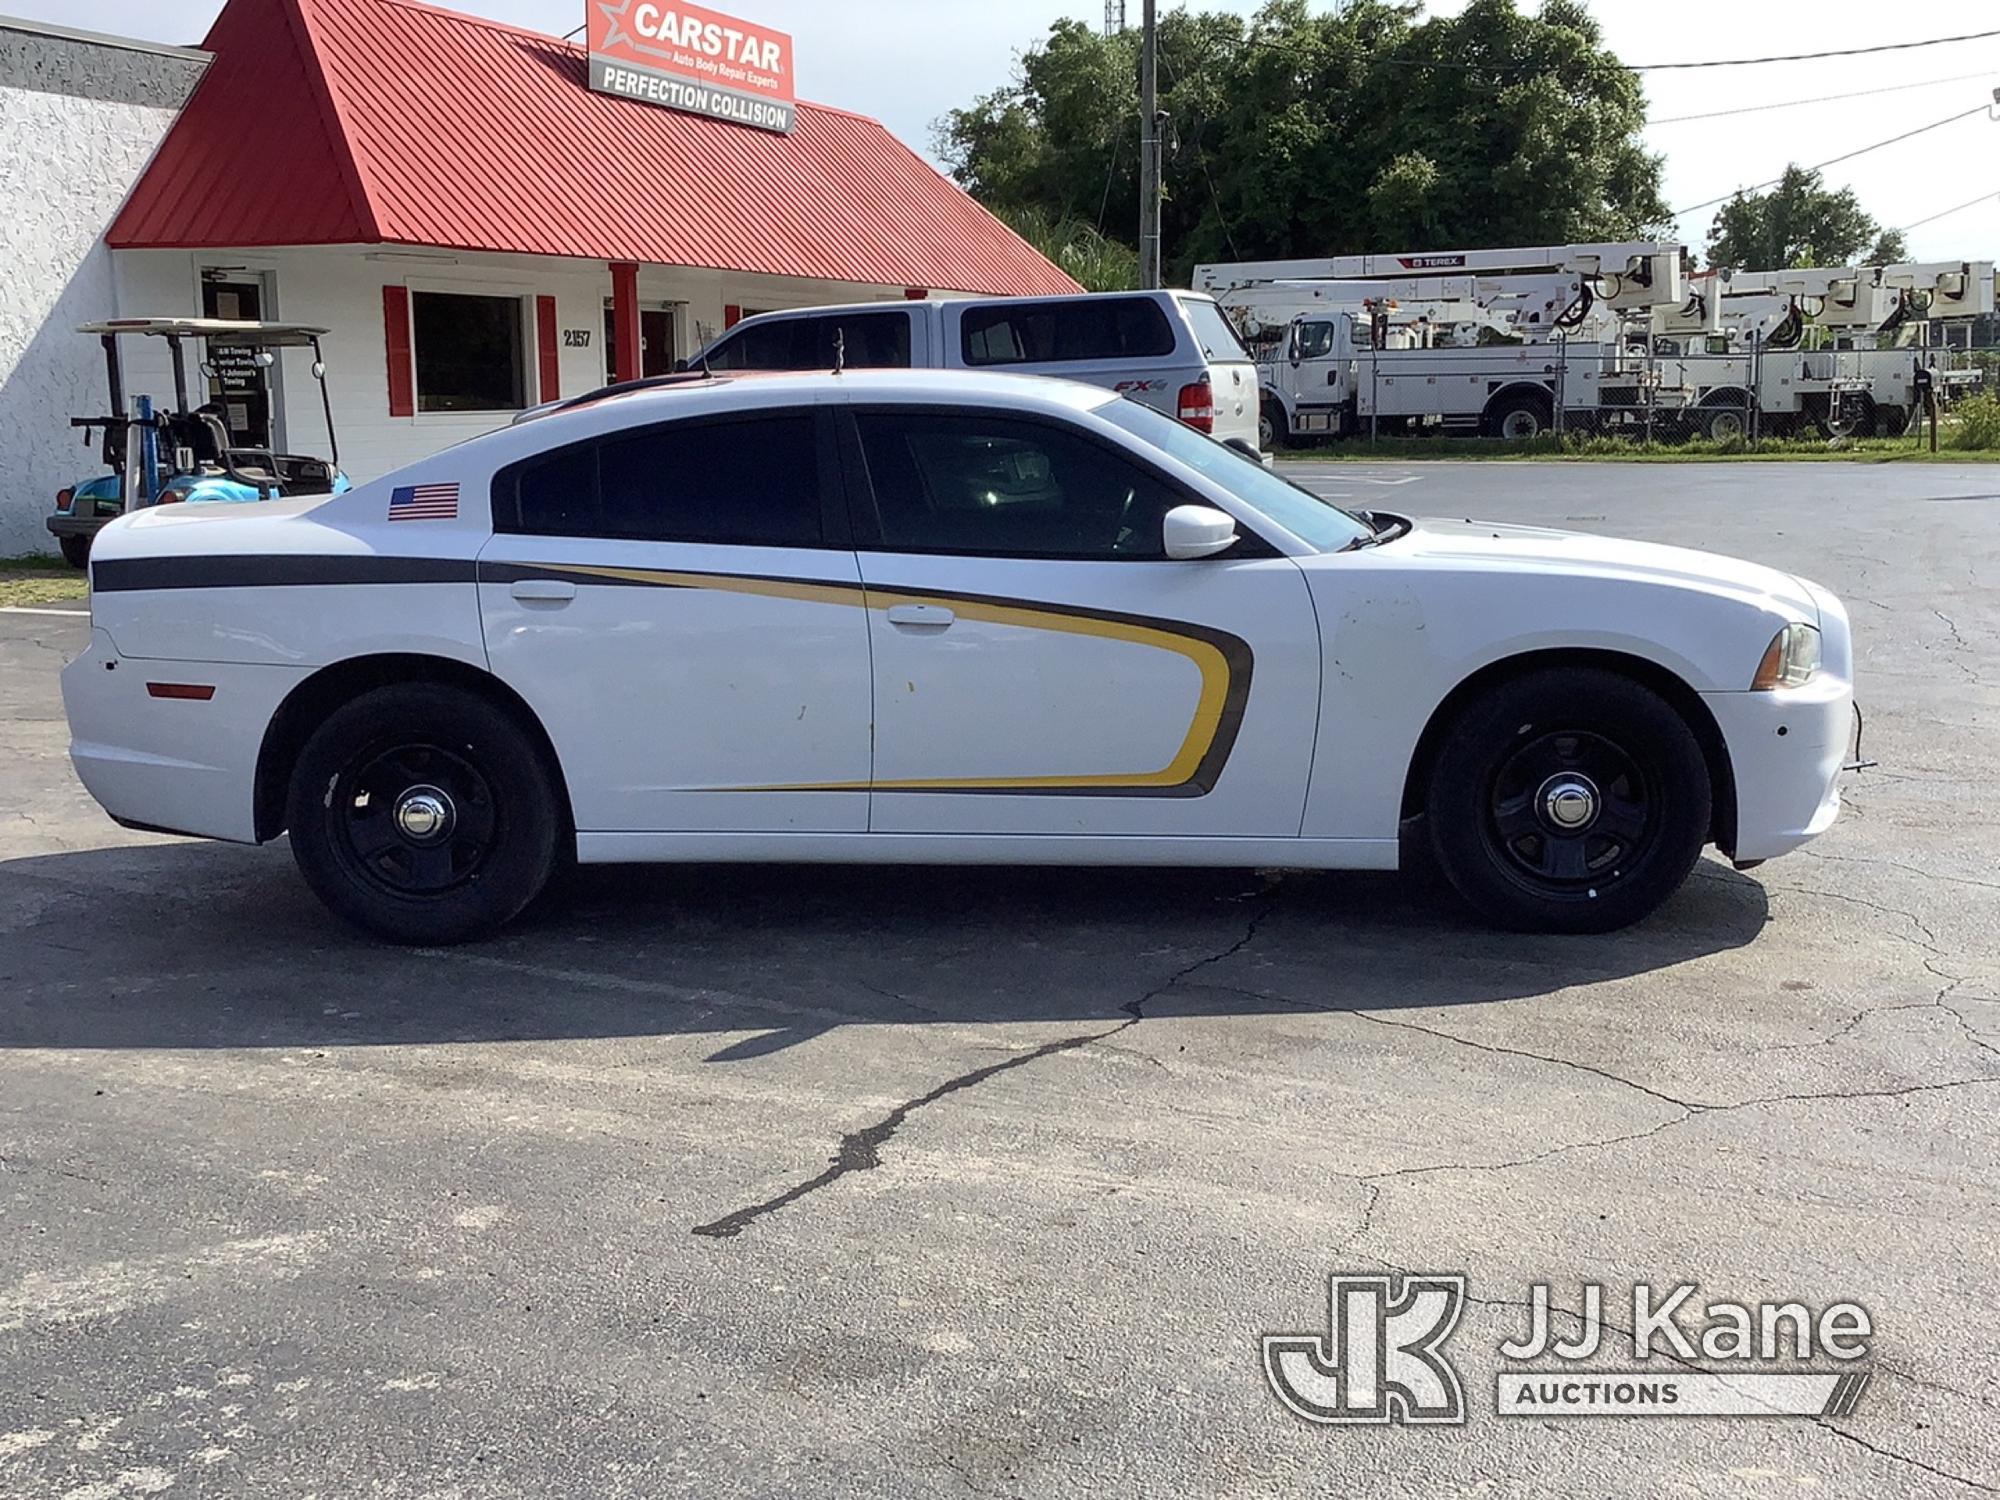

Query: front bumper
[1701,673,1854,863]
[46,512,111,540]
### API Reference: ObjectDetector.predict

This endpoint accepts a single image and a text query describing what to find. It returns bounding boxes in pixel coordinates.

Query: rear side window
[1179,297,1250,362]
[501,413,821,546]
[703,311,911,371]
[959,297,1177,367]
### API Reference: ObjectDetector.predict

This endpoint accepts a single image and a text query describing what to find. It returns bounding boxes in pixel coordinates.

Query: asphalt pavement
[2,460,1997,1497]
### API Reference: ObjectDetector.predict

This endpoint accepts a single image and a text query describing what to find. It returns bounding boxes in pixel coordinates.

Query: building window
[412,291,526,413]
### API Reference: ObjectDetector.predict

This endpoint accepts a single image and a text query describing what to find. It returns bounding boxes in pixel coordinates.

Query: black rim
[1484,729,1654,897]
[327,739,500,898]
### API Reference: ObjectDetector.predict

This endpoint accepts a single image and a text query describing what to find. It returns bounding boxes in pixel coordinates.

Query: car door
[840,403,1322,838]
[477,405,873,834]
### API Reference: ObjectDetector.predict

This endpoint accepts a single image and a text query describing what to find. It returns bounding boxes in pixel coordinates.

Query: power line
[1651,71,1999,126]
[1284,26,2000,79]
[1631,28,2000,70]
[1901,189,2000,232]
[1672,104,1992,218]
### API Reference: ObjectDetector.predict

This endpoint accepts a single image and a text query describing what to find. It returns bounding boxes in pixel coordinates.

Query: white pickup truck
[688,291,1264,457]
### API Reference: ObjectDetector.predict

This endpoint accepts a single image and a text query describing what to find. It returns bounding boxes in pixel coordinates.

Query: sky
[18,0,2000,265]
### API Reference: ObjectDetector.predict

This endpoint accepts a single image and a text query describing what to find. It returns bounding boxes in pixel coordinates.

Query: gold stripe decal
[479,561,1254,797]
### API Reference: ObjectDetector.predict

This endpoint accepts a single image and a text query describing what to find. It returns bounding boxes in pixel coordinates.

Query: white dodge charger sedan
[64,370,1854,943]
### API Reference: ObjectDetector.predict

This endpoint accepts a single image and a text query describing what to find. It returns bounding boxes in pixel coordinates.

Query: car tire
[286,683,561,944]
[59,534,91,570]
[1260,399,1289,451]
[1424,668,1711,933]
[1483,390,1552,441]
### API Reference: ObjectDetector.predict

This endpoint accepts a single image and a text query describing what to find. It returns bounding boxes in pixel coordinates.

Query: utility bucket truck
[1195,242,1688,446]
[1653,262,1995,437]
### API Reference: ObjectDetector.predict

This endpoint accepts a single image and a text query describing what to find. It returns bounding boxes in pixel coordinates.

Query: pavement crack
[1339,1009,1695,1111]
[691,1022,1126,1239]
[1814,1424,1999,1494]
[693,897,1280,1241]
[1798,847,2000,897]
[1764,882,1944,952]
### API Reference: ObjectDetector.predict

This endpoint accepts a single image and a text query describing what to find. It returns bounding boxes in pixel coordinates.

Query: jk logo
[1263,1273,1468,1425]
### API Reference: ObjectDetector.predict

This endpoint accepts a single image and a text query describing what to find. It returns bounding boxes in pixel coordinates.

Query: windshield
[1093,397,1374,551]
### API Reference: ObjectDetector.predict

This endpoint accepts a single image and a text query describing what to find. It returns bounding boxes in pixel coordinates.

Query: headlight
[1751,622,1821,690]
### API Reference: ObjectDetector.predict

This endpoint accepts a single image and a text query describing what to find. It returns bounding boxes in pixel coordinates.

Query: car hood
[1381,515,1820,622]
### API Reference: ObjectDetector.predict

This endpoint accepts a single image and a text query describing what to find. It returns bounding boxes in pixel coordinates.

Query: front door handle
[510,579,577,604]
[885,604,955,628]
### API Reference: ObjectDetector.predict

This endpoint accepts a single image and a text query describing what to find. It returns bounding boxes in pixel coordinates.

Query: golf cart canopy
[75,318,331,348]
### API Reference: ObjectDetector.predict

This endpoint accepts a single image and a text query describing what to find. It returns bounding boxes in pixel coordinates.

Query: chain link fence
[1315,335,1986,450]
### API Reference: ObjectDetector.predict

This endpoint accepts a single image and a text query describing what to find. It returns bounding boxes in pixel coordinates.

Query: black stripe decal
[92,554,477,592]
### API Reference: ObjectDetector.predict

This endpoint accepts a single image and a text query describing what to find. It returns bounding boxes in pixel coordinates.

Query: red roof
[109,0,1079,297]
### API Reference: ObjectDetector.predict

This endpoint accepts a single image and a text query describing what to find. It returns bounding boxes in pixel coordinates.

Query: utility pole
[1138,0,1161,289]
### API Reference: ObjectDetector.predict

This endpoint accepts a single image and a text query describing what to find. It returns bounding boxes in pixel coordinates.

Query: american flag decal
[388,482,460,521]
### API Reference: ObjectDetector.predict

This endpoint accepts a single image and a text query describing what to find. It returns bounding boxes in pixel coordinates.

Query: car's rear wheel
[1425,668,1710,932]
[286,683,559,944]
[59,534,91,570]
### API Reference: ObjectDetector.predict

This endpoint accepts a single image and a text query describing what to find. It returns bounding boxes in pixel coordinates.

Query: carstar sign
[587,0,795,134]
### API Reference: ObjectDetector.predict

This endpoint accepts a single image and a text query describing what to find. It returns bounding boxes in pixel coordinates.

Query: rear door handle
[885,603,954,628]
[510,579,576,604]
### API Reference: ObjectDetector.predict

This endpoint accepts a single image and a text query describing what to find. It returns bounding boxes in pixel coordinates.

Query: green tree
[1704,166,1911,271]
[935,0,1669,281]
[995,206,1140,292]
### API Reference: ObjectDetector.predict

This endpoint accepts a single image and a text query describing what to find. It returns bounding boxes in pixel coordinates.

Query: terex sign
[587,1,795,134]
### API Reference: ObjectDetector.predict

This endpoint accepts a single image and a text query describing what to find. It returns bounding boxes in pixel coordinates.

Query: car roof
[496,368,1120,448]
[606,367,1114,413]
[727,289,1199,322]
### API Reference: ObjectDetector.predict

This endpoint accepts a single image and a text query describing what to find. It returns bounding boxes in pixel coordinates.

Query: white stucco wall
[0,21,208,556]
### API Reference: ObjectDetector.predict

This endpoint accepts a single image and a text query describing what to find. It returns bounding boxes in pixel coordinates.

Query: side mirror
[1163,504,1239,560]
[672,357,689,373]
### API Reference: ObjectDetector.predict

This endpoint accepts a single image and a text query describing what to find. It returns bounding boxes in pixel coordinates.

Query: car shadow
[0,839,1770,1056]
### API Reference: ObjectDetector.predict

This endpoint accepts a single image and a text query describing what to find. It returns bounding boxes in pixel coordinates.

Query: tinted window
[959,298,1177,367]
[1179,297,1250,362]
[1093,397,1371,551]
[504,414,821,545]
[855,412,1180,558]
[704,311,911,371]
[514,443,597,535]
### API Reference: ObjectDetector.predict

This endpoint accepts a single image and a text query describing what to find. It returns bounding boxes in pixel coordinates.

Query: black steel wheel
[1486,730,1652,891]
[1425,668,1711,932]
[328,741,500,899]
[287,683,560,944]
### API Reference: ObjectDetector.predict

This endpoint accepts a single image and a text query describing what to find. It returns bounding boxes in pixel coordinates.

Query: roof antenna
[832,327,846,376]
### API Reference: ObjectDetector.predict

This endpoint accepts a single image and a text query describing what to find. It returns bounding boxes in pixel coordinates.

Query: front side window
[1295,321,1336,360]
[959,297,1177,367]
[854,411,1180,559]
[703,311,912,371]
[501,412,821,546]
[1093,397,1371,552]
[412,291,526,413]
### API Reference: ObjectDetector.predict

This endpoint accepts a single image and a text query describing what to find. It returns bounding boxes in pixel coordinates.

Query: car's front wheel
[286,683,561,944]
[1425,668,1711,932]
